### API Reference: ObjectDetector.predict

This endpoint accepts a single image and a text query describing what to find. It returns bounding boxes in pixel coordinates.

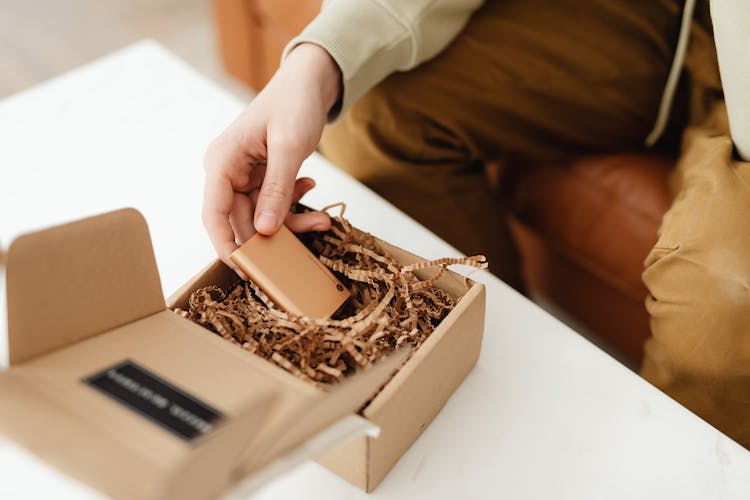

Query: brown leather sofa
[212,0,673,367]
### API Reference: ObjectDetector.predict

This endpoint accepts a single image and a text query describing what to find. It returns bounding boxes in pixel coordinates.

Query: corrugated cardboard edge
[226,415,378,499]
[312,432,369,490]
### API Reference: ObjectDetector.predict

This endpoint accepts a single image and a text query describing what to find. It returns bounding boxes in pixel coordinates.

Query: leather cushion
[509,154,673,302]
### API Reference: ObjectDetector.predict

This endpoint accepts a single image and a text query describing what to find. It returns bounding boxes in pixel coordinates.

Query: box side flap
[314,435,369,490]
[227,415,377,498]
[159,390,278,500]
[238,348,410,476]
[6,208,165,364]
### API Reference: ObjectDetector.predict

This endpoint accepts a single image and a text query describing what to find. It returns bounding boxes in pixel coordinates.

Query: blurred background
[0,0,252,100]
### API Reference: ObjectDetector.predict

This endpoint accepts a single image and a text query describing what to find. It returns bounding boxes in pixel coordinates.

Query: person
[202,0,750,447]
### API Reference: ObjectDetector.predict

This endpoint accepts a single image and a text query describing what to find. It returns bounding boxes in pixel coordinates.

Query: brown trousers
[320,1,750,447]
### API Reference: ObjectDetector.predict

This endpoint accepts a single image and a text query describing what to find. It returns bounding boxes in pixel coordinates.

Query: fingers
[203,138,324,280]
[288,177,330,232]
[202,169,248,280]
[231,177,318,247]
[203,126,259,279]
[292,177,315,204]
[248,176,314,206]
[285,211,331,233]
[248,177,330,233]
[229,192,255,245]
[254,137,306,235]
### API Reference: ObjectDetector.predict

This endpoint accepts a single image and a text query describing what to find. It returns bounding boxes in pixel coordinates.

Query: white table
[1,41,750,500]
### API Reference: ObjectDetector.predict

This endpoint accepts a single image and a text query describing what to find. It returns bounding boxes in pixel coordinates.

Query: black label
[83,359,223,442]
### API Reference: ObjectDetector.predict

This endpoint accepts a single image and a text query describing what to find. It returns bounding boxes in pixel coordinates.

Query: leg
[642,101,750,447]
[321,0,681,286]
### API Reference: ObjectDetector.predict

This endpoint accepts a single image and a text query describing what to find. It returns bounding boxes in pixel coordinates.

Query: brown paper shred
[174,213,487,386]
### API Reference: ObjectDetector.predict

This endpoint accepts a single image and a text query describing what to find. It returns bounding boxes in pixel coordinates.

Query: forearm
[283,0,485,118]
[279,43,342,114]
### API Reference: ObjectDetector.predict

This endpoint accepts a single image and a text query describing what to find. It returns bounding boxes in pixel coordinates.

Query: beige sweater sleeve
[282,0,484,118]
[711,0,750,160]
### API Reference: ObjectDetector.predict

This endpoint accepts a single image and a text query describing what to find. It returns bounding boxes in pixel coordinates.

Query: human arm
[203,0,484,275]
[202,43,340,277]
[283,0,485,118]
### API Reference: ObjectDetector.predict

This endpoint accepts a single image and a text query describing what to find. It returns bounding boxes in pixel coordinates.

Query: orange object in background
[213,0,322,91]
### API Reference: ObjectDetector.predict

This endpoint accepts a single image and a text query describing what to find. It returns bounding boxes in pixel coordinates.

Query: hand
[202,43,342,278]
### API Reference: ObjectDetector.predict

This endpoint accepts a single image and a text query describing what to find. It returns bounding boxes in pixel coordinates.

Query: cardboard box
[0,208,485,497]
[168,218,487,491]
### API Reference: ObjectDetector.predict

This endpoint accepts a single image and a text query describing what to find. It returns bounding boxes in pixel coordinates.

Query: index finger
[202,168,247,279]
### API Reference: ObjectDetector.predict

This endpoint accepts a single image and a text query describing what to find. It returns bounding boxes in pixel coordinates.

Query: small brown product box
[229,224,351,318]
[0,208,486,497]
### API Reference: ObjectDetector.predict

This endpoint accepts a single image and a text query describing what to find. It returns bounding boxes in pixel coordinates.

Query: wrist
[285,43,342,113]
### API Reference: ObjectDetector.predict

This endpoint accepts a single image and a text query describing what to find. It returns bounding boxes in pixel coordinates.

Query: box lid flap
[240,347,410,475]
[5,208,165,365]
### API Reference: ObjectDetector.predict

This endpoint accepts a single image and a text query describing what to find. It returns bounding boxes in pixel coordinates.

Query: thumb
[254,141,305,234]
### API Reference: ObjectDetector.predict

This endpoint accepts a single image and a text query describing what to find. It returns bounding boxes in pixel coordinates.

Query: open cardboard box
[0,208,485,497]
